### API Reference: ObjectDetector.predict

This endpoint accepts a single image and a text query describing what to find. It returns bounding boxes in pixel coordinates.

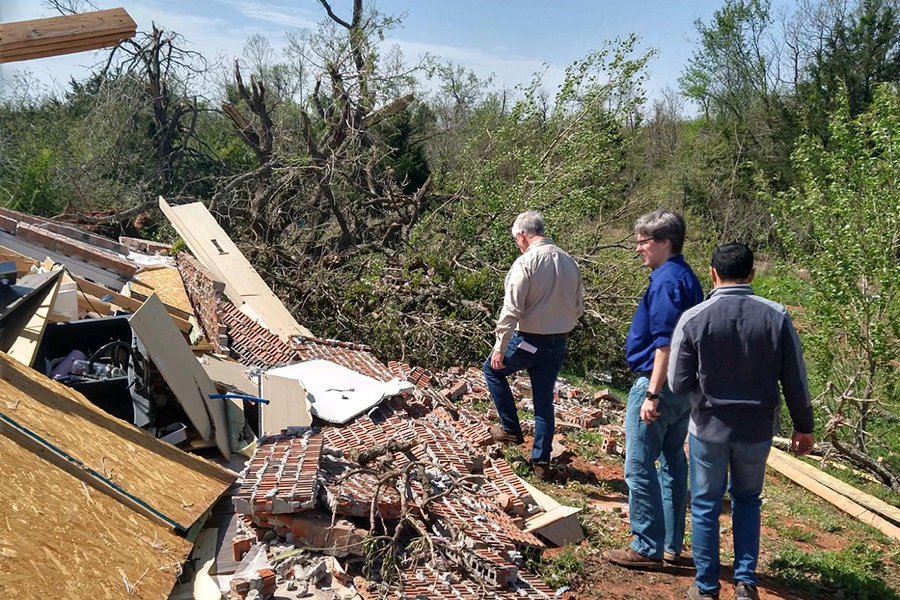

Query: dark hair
[711,242,754,281]
[635,210,686,254]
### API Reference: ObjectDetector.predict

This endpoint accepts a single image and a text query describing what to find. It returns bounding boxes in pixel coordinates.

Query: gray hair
[635,209,686,253]
[511,211,545,237]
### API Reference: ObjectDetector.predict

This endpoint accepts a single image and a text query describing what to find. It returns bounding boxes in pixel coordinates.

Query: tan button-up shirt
[493,238,584,353]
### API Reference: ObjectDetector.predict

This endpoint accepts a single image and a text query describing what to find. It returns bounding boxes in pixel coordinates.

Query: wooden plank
[7,273,60,367]
[0,8,135,64]
[72,273,192,332]
[77,290,113,315]
[0,8,134,48]
[767,447,900,540]
[768,446,900,527]
[260,372,312,435]
[130,294,231,460]
[159,197,313,341]
[0,350,234,531]
[0,432,193,600]
[0,31,130,63]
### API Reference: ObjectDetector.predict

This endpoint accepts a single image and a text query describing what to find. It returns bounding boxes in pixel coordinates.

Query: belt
[517,331,568,340]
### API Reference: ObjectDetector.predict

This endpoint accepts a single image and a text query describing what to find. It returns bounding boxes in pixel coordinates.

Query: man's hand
[640,398,660,424]
[790,431,816,457]
[490,350,506,371]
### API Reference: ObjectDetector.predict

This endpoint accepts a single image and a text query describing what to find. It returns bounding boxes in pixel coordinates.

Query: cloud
[208,0,319,30]
[386,37,567,97]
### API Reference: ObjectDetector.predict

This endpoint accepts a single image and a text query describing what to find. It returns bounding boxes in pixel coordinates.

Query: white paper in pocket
[518,340,538,354]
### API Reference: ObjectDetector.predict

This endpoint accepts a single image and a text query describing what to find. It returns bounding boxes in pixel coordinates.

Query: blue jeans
[624,376,691,559]
[483,332,567,464]
[689,434,772,594]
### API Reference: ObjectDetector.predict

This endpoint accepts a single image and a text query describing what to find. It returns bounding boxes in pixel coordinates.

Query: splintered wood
[0,351,233,529]
[0,434,192,600]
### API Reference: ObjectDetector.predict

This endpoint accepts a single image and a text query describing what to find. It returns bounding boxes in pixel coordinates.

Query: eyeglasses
[636,237,655,248]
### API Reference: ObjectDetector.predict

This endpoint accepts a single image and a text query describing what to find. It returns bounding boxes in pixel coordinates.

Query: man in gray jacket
[668,243,815,600]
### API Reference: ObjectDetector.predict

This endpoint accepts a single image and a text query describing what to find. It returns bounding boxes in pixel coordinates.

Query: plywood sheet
[159,197,313,341]
[199,354,259,396]
[130,294,230,460]
[0,350,233,529]
[0,434,192,600]
[129,267,194,316]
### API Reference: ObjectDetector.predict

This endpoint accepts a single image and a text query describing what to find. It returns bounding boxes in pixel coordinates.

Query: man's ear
[709,266,719,287]
[746,268,755,283]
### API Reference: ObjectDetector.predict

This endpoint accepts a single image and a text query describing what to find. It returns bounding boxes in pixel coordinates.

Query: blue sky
[1,0,793,107]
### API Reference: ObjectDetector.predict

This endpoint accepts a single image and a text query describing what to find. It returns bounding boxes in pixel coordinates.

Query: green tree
[772,85,900,493]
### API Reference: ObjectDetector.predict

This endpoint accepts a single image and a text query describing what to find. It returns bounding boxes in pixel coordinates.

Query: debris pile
[0,197,616,599]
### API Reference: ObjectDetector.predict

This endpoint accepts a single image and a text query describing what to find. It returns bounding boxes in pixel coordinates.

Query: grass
[769,544,900,600]
[525,546,587,589]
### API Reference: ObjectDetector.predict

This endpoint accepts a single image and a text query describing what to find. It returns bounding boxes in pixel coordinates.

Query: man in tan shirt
[484,211,583,480]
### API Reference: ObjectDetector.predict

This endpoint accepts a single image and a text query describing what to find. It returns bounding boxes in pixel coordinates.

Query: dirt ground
[516,430,900,600]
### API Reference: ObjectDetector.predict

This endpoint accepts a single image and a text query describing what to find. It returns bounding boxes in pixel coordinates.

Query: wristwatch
[645,391,660,400]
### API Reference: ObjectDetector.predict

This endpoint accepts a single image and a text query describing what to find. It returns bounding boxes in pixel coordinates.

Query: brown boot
[604,547,663,570]
[532,462,556,481]
[488,425,525,445]
[664,551,695,568]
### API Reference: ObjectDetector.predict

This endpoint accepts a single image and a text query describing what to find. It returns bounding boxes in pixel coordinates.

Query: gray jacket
[668,285,815,444]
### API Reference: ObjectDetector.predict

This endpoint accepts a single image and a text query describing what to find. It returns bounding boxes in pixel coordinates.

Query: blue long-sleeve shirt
[625,254,703,373]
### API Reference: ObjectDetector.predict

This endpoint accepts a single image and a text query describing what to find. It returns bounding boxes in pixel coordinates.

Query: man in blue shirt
[605,210,703,570]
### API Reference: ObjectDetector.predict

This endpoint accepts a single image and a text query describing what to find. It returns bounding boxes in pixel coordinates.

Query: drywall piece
[130,294,230,460]
[0,433,192,600]
[265,359,413,424]
[261,372,312,434]
[768,447,900,527]
[0,350,234,530]
[159,197,313,341]
[521,479,585,546]
[6,272,61,367]
[767,447,900,541]
[0,8,136,64]
[199,354,259,396]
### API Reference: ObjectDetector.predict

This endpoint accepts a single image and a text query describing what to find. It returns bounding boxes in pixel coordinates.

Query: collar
[707,284,754,299]
[526,237,553,253]
[648,254,688,281]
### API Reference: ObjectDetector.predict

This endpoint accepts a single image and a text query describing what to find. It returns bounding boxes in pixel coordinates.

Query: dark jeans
[483,332,567,464]
[624,376,691,559]
[689,433,773,594]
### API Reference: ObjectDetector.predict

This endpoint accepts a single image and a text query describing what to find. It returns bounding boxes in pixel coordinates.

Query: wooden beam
[0,8,136,64]
[768,446,900,527]
[70,274,192,332]
[767,447,900,541]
